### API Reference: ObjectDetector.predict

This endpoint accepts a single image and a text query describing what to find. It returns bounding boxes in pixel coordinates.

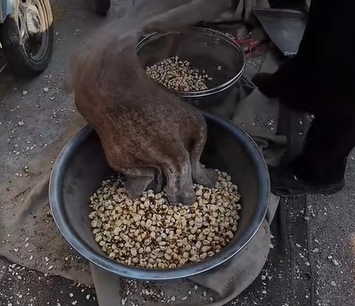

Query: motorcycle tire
[92,0,111,16]
[0,0,54,78]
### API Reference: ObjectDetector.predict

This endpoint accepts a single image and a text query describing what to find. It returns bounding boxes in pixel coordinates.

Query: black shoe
[269,164,345,197]
[252,73,281,98]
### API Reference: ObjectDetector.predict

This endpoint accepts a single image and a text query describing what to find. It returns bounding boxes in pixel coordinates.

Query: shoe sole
[271,183,345,198]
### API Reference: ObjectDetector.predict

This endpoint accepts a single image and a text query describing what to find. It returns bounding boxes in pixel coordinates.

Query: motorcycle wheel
[92,0,111,16]
[0,0,54,77]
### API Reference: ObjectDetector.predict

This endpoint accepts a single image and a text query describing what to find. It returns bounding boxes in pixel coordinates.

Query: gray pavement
[307,163,355,306]
[0,256,96,306]
[0,0,355,305]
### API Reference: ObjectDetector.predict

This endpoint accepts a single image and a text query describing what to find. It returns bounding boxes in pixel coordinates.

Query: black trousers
[272,0,355,183]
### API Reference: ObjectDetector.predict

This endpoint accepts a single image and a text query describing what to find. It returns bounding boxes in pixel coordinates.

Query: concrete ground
[0,257,96,306]
[0,0,354,305]
[307,167,355,306]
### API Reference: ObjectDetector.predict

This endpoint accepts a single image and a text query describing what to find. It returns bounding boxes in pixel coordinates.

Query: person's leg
[251,0,355,196]
[271,110,355,196]
[252,0,355,110]
[252,0,319,100]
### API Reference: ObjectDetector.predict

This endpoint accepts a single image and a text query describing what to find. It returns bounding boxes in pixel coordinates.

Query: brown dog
[15,0,236,225]
[65,0,239,204]
[70,34,216,204]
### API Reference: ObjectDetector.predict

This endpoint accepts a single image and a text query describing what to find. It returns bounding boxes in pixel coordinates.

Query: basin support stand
[90,264,122,305]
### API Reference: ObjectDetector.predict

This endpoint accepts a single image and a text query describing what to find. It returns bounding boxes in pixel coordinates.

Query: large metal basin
[49,112,270,280]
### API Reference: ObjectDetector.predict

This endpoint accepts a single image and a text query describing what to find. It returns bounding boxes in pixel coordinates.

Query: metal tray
[253,8,307,56]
